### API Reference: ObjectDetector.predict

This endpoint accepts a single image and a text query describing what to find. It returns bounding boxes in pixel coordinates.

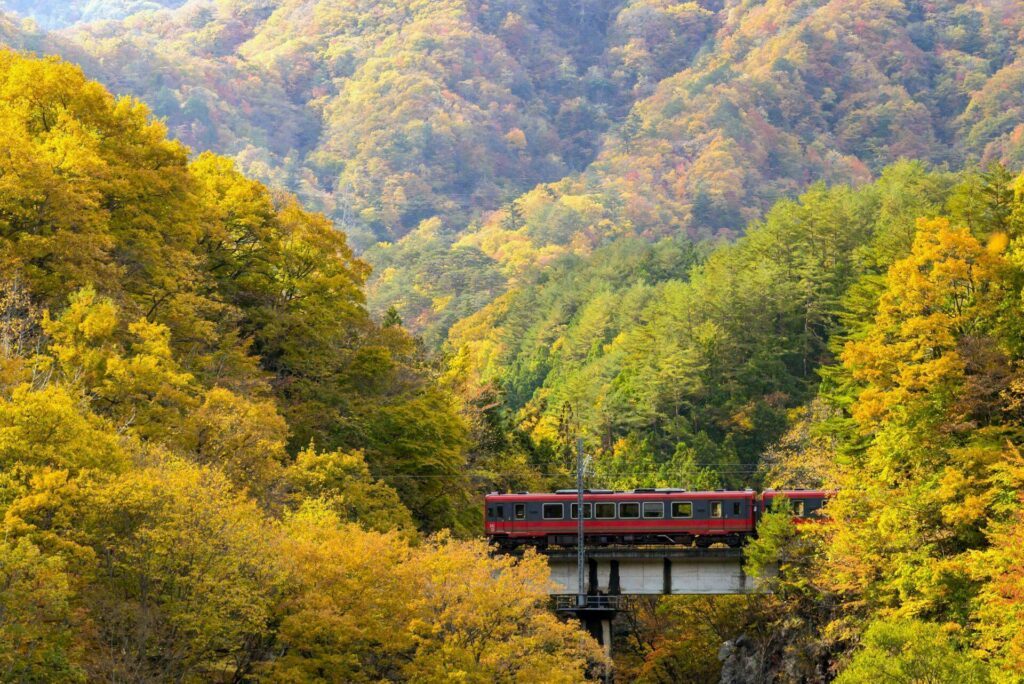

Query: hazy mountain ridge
[0,0,189,29]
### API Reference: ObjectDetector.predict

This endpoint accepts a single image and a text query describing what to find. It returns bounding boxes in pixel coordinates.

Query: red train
[484,488,830,550]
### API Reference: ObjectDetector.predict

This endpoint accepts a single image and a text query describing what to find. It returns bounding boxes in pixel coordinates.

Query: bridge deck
[538,546,764,596]
[541,546,743,561]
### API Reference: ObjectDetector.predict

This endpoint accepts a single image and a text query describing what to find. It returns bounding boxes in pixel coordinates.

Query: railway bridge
[532,545,772,663]
[545,546,758,597]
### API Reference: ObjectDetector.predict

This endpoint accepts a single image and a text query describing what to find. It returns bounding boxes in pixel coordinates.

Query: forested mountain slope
[6,1,1022,344]
[458,0,1024,270]
[740,163,1024,682]
[10,0,647,249]
[376,0,1024,338]
[0,45,481,532]
[446,161,964,486]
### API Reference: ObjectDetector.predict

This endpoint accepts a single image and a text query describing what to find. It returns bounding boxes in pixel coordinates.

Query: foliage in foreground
[0,50,606,681]
[730,171,1024,681]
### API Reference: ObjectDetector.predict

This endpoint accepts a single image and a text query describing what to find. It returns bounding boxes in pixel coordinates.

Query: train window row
[488,500,746,521]
[551,502,664,519]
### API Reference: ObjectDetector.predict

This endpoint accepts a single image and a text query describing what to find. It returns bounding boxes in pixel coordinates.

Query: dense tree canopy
[0,51,607,681]
[446,162,958,486]
[444,162,1024,679]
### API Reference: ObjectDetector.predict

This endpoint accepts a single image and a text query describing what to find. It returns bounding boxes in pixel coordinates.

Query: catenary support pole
[576,437,585,608]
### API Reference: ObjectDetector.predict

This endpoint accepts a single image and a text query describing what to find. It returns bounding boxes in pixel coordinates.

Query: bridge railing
[552,594,630,611]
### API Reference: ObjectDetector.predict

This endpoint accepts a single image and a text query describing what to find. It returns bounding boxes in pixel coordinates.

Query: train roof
[762,489,834,497]
[484,489,834,501]
[485,489,756,501]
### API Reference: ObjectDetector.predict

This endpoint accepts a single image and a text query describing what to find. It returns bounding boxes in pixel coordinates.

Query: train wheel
[695,536,712,549]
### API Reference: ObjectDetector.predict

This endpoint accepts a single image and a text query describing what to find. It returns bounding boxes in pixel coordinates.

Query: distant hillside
[24,0,650,250]
[377,0,1024,341]
[467,0,1024,254]
[1,0,1022,343]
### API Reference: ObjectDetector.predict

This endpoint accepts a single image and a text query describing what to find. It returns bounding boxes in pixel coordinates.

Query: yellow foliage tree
[842,217,1004,428]
[41,287,197,439]
[179,387,289,499]
[401,536,609,682]
[0,384,127,473]
[261,501,415,682]
[263,518,607,682]
[285,445,416,535]
[74,455,282,681]
[0,537,82,682]
[827,216,1015,626]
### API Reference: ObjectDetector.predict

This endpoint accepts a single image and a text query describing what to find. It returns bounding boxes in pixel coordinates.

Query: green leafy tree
[835,619,991,684]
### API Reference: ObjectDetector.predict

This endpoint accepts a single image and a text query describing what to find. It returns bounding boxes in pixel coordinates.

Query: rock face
[718,635,765,684]
[719,632,835,683]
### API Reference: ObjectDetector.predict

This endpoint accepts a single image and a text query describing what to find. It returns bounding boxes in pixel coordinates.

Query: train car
[484,489,756,550]
[760,489,832,522]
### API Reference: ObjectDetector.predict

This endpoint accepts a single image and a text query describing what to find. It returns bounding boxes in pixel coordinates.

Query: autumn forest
[1,0,1024,681]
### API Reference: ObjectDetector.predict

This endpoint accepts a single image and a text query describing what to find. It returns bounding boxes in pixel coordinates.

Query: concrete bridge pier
[552,595,620,682]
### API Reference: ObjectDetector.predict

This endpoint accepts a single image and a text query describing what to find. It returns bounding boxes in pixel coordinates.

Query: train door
[726,498,743,531]
[709,499,724,533]
[492,503,506,535]
[509,502,527,536]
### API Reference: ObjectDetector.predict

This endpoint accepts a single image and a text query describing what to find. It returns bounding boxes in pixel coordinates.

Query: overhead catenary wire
[367,465,770,479]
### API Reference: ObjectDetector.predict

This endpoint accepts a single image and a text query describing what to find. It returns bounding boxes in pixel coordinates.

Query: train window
[487,506,494,519]
[619,502,640,519]
[732,502,741,516]
[793,500,805,516]
[514,504,526,520]
[542,503,563,520]
[496,505,504,519]
[710,501,723,518]
[642,502,663,518]
[671,502,693,518]
[570,503,593,519]
[595,502,616,519]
